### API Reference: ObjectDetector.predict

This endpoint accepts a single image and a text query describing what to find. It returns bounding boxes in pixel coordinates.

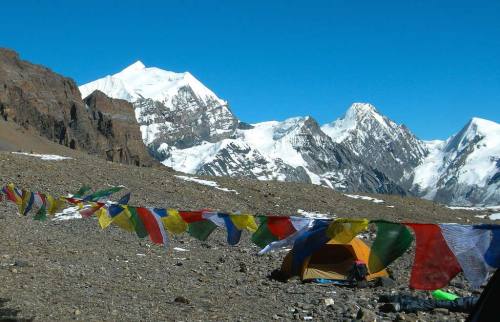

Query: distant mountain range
[1,49,497,207]
[79,61,500,206]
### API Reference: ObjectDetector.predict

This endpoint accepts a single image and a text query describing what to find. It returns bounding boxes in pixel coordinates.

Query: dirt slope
[0,145,494,321]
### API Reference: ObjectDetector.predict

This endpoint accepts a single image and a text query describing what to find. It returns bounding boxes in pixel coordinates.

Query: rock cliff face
[82,91,156,166]
[322,103,428,190]
[0,48,154,166]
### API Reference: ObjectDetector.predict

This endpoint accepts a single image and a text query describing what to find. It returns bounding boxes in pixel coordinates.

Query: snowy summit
[79,61,226,106]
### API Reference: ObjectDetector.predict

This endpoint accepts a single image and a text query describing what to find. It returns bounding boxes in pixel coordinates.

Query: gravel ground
[0,149,494,321]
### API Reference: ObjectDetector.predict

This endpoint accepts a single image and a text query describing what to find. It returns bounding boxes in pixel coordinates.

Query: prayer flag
[136,207,169,246]
[368,220,413,273]
[440,224,493,288]
[230,214,258,233]
[326,218,369,243]
[290,219,330,275]
[83,186,123,202]
[251,216,279,248]
[179,211,204,223]
[188,220,217,241]
[474,225,500,268]
[258,218,314,255]
[72,186,91,198]
[405,223,461,290]
[126,206,148,238]
[163,209,188,234]
[20,190,35,215]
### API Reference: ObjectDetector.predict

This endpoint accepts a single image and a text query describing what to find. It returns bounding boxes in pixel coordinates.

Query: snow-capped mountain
[80,61,238,156]
[321,103,428,189]
[79,62,500,206]
[413,118,500,205]
[161,116,405,194]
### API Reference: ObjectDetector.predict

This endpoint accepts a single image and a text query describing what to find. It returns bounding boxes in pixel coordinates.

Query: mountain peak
[119,60,146,74]
[348,102,377,113]
[468,117,499,131]
[345,102,380,119]
[79,62,226,106]
[445,117,500,154]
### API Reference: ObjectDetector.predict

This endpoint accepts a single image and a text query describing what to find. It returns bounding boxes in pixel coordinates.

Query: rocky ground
[0,135,496,321]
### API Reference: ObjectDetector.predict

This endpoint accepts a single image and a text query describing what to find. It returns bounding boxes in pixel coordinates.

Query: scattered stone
[239,263,248,273]
[174,296,190,304]
[377,277,397,288]
[432,308,449,315]
[323,298,335,306]
[14,260,29,267]
[356,307,378,321]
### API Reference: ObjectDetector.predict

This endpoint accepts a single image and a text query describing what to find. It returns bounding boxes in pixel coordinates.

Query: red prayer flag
[136,207,168,245]
[267,216,296,240]
[405,223,461,290]
[179,211,204,223]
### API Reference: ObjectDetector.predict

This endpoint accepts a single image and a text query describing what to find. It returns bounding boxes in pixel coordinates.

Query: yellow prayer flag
[7,183,22,205]
[326,218,369,243]
[163,209,188,234]
[96,208,113,229]
[230,214,258,232]
[46,195,65,216]
[112,211,135,232]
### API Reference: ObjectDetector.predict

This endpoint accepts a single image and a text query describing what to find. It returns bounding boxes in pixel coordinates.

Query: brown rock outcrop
[0,48,155,166]
[83,90,155,166]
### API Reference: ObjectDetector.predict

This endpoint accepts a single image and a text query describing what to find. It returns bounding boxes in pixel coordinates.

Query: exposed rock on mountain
[0,48,94,151]
[322,103,428,190]
[79,62,500,206]
[79,61,239,155]
[0,49,153,166]
[82,90,156,166]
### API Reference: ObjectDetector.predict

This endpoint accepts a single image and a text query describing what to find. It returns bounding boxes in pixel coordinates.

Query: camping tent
[281,237,389,281]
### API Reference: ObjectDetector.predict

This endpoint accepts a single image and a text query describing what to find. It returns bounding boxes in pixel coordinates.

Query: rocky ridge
[80,62,499,205]
[0,49,154,167]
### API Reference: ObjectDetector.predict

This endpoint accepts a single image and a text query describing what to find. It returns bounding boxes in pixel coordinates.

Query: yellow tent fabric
[281,237,389,281]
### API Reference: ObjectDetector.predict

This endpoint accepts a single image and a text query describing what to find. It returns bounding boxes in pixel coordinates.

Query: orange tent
[281,237,389,281]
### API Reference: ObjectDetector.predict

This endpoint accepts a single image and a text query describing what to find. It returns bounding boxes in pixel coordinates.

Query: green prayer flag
[188,221,217,241]
[127,206,148,238]
[84,186,123,202]
[33,206,47,221]
[72,186,92,198]
[251,216,278,249]
[368,220,413,273]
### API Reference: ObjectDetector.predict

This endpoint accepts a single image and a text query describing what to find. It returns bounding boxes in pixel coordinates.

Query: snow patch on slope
[344,194,385,204]
[238,118,309,168]
[12,152,72,161]
[412,140,446,198]
[297,209,334,219]
[175,175,238,194]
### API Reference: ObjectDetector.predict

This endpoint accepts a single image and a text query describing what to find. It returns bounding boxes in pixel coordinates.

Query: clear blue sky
[1,0,499,139]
